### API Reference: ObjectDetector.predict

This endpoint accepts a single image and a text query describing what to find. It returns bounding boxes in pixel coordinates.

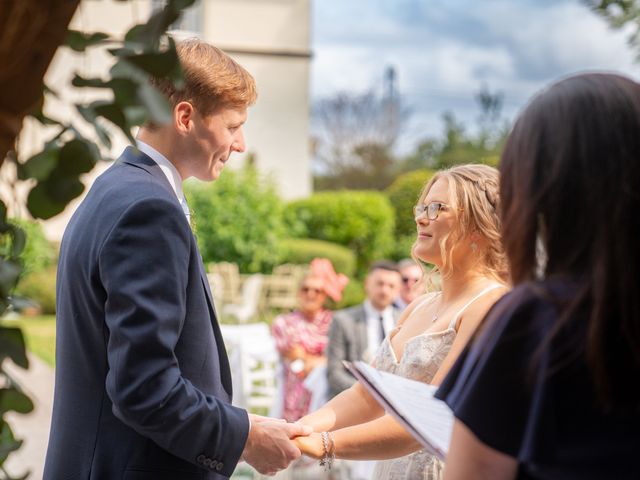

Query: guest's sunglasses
[301,286,324,295]
[402,276,420,285]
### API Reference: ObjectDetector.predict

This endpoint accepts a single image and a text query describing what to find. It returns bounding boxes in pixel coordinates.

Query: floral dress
[271,309,333,422]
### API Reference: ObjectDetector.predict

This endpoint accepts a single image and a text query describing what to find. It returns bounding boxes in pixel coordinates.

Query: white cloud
[311,0,639,146]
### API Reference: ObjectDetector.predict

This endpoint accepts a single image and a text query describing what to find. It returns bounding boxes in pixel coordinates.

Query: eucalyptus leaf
[123,105,148,127]
[65,30,110,52]
[0,389,34,415]
[92,101,136,143]
[45,172,86,205]
[110,78,139,106]
[9,226,26,259]
[170,0,198,9]
[0,420,22,463]
[72,74,111,89]
[137,84,173,125]
[0,327,28,369]
[93,102,129,133]
[122,49,179,77]
[18,146,59,181]
[58,139,97,175]
[27,184,66,220]
[93,121,113,150]
[0,259,21,299]
[110,59,148,83]
[125,7,179,46]
[124,25,146,44]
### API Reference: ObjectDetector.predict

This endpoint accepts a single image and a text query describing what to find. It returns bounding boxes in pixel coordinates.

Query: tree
[0,1,194,476]
[313,66,411,190]
[584,1,640,57]
[399,85,507,172]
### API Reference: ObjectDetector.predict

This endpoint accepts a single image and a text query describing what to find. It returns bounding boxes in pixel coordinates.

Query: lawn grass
[1,315,56,367]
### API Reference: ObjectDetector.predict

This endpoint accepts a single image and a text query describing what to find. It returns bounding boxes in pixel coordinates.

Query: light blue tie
[181,197,191,225]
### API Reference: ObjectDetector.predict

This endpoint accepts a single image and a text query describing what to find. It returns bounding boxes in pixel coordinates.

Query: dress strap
[447,284,504,330]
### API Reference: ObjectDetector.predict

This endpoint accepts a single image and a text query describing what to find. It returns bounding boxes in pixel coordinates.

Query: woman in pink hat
[271,259,348,422]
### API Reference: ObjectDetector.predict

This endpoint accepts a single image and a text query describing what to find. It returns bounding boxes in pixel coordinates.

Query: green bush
[284,191,395,276]
[15,266,57,314]
[330,278,365,310]
[185,165,287,273]
[390,234,417,262]
[278,238,356,278]
[3,219,57,275]
[385,169,435,239]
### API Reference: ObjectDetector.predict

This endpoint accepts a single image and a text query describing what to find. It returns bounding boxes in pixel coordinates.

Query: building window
[151,0,202,34]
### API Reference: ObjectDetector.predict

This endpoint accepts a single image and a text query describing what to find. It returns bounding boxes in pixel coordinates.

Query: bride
[295,164,509,479]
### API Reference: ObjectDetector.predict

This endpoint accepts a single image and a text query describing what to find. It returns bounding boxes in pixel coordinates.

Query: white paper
[347,361,454,460]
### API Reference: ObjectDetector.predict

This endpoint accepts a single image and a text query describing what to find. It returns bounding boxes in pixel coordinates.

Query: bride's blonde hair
[414,164,508,286]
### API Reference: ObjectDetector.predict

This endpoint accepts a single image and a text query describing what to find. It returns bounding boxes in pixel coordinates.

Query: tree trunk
[0,0,81,163]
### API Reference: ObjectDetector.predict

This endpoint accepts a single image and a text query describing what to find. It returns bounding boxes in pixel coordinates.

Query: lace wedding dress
[371,285,502,480]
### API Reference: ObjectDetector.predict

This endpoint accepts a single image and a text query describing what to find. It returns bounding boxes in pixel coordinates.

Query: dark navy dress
[436,279,640,480]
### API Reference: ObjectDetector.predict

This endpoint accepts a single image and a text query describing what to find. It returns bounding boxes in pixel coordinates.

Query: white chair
[222,274,264,323]
[206,273,224,312]
[221,323,279,413]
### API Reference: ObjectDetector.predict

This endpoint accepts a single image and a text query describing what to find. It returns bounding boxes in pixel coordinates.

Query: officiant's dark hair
[500,72,640,409]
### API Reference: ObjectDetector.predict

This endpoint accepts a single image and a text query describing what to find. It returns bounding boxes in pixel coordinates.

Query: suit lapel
[120,146,234,397]
[196,241,233,398]
[355,306,369,357]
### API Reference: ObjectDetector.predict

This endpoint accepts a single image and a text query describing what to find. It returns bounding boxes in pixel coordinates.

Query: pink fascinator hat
[309,258,349,302]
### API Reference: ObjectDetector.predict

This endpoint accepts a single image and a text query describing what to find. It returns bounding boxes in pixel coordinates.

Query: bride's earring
[470,242,478,252]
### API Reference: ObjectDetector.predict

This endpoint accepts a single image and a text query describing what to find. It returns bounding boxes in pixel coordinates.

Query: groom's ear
[174,101,195,134]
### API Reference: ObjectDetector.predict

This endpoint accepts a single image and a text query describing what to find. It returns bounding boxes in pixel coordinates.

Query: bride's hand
[293,432,324,460]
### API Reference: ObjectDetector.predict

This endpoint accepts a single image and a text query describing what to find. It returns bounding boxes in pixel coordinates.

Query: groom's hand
[241,417,312,476]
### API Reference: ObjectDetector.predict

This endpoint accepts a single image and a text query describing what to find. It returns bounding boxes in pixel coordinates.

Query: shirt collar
[136,140,185,203]
[364,299,394,319]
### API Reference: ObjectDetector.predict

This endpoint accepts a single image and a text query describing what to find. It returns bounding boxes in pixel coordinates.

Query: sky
[310,0,638,153]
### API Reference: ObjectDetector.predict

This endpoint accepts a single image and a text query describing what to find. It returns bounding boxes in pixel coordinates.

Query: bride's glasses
[413,202,450,220]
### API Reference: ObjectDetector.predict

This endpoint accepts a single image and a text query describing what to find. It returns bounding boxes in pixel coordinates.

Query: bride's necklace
[430,292,444,323]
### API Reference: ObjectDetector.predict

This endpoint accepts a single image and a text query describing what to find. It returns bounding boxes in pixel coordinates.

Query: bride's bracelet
[319,431,335,471]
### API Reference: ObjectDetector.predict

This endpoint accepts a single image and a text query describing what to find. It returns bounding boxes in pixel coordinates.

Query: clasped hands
[241,414,326,476]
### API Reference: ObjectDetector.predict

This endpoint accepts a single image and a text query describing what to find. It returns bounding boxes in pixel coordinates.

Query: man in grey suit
[326,261,402,398]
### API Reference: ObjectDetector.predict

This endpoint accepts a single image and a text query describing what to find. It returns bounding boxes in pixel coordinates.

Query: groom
[44,39,309,479]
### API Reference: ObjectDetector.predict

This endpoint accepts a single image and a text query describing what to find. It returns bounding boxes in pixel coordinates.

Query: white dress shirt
[363,299,396,358]
[136,140,190,222]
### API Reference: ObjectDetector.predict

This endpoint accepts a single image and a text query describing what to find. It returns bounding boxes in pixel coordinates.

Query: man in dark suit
[44,39,309,480]
[326,261,402,398]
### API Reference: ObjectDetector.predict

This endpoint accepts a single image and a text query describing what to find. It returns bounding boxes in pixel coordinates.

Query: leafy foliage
[7,220,56,276]
[385,169,435,238]
[278,238,356,278]
[14,266,57,315]
[0,0,197,475]
[284,191,395,276]
[328,278,365,310]
[312,69,409,191]
[186,166,288,274]
[384,169,435,260]
[584,1,640,58]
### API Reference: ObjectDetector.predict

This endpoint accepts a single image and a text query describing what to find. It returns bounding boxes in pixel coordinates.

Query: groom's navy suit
[44,147,249,479]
